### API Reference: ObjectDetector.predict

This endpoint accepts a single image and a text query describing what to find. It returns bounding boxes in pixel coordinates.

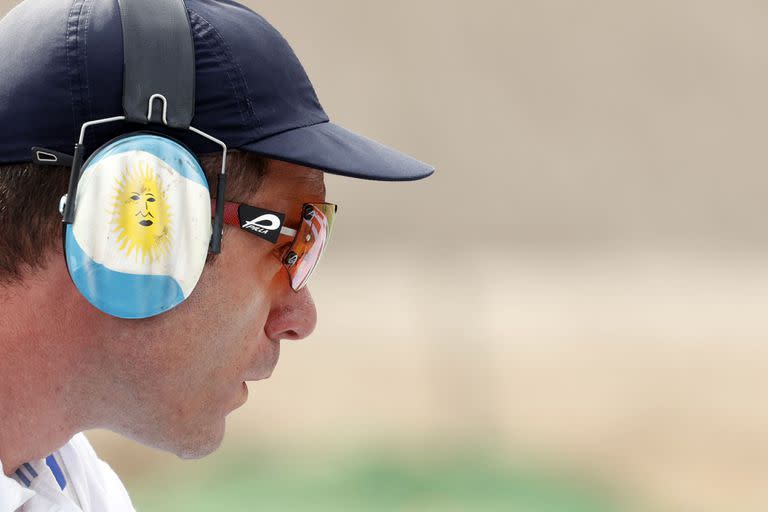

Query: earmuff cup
[63,132,212,319]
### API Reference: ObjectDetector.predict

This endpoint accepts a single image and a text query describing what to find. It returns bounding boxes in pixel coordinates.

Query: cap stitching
[186,10,241,124]
[186,8,260,132]
[65,0,93,146]
[192,9,258,130]
[65,0,80,142]
[82,0,94,127]
[246,119,330,145]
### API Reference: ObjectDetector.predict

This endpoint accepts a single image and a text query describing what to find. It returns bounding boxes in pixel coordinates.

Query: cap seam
[187,7,260,133]
[65,0,81,143]
[241,119,330,147]
[82,0,95,130]
[65,0,94,146]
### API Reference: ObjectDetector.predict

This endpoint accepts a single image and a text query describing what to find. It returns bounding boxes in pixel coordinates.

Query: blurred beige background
[3,1,768,511]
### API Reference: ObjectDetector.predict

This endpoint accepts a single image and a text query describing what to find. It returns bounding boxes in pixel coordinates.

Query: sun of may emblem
[110,160,173,263]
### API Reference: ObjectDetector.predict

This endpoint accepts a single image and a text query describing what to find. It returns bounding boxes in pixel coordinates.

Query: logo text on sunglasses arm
[241,214,281,234]
[236,204,287,243]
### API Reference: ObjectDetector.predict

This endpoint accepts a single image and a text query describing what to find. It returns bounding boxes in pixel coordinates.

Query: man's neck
[0,260,96,476]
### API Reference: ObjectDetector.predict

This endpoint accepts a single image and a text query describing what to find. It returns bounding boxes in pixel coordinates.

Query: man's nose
[264,286,318,341]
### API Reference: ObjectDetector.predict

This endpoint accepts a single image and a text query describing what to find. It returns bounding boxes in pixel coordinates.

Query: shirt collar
[0,458,36,511]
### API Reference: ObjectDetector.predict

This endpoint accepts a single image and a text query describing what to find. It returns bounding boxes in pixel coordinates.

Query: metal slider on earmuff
[61,142,86,224]
[209,172,227,254]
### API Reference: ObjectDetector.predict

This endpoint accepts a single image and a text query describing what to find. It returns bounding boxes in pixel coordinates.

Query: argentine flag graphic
[65,134,212,318]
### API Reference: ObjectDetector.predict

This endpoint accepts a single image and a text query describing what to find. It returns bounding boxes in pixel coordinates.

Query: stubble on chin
[168,418,226,460]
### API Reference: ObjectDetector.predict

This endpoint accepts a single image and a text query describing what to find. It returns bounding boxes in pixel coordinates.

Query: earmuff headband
[117,0,196,128]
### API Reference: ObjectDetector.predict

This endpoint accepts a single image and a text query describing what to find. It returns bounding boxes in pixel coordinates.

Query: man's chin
[170,418,227,460]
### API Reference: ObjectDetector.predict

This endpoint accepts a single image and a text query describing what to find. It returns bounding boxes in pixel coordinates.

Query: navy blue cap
[0,0,434,181]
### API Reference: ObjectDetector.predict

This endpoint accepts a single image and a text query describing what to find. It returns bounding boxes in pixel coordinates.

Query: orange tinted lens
[284,203,336,290]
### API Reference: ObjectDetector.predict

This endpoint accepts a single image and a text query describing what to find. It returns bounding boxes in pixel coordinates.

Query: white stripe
[72,150,211,297]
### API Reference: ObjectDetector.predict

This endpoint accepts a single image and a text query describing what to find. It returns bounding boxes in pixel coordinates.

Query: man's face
[94,158,326,458]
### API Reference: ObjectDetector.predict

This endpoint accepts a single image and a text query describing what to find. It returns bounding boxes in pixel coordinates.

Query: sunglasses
[212,200,337,291]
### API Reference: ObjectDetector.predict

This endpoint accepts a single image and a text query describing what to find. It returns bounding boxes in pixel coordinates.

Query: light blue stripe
[84,133,208,188]
[65,226,186,319]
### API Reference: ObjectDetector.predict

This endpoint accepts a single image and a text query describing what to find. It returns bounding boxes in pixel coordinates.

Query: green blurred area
[128,448,625,512]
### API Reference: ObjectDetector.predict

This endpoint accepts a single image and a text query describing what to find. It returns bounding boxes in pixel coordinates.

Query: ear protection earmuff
[41,0,228,319]
[62,131,214,318]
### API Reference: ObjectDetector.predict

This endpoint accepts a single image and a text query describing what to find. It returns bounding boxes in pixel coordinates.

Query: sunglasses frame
[215,200,337,291]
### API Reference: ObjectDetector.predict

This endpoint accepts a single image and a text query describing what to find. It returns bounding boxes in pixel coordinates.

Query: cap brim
[239,121,434,181]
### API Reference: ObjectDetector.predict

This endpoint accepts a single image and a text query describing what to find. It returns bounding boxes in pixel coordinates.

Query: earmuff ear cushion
[64,133,211,318]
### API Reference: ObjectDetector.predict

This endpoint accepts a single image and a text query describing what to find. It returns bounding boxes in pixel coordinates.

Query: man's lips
[244,371,273,381]
[243,339,280,381]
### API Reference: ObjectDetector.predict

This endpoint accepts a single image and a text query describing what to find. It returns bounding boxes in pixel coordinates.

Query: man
[0,0,433,510]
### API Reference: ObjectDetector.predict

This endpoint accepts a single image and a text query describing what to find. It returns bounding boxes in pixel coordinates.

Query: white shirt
[0,433,135,512]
